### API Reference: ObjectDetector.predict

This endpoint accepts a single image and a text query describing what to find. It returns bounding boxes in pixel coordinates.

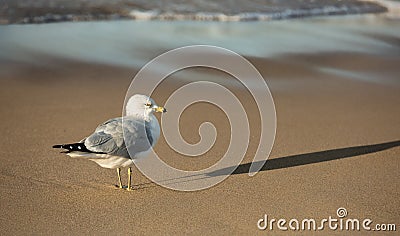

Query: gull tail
[53,143,89,153]
[53,143,105,154]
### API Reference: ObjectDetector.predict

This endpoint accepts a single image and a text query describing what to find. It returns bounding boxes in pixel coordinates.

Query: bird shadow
[133,140,400,187]
[207,140,400,177]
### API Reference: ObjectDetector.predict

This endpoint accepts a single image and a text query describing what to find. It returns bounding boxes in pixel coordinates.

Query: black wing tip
[52,142,105,154]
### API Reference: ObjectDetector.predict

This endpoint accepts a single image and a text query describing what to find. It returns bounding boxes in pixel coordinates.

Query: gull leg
[127,167,133,191]
[116,168,123,189]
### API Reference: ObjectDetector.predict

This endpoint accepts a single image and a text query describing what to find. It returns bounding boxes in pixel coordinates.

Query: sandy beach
[0,15,399,234]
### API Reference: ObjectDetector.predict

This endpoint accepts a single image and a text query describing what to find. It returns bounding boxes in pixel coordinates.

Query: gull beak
[155,106,167,113]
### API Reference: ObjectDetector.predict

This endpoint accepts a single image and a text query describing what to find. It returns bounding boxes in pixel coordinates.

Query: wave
[3,0,388,24]
[129,5,386,21]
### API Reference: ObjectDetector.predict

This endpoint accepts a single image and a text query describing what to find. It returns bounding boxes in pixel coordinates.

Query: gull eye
[145,103,152,107]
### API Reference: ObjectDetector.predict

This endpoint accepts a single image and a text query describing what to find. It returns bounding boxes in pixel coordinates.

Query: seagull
[53,94,166,190]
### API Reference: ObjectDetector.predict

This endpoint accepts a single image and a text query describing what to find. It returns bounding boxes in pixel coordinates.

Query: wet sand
[0,16,399,234]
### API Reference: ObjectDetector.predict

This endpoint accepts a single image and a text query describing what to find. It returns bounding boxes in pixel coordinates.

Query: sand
[0,19,399,235]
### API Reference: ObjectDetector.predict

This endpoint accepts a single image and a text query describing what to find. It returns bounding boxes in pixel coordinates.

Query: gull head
[126,94,166,118]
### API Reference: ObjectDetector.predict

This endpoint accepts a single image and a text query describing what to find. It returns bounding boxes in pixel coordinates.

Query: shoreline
[2,14,399,71]
[1,0,389,24]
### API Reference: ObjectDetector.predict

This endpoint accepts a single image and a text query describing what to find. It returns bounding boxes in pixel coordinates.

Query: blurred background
[0,0,399,235]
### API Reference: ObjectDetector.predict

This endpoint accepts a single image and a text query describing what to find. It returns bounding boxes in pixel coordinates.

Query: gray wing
[84,117,153,158]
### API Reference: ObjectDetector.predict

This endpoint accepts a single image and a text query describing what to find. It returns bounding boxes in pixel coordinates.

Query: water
[3,0,387,24]
[0,14,399,86]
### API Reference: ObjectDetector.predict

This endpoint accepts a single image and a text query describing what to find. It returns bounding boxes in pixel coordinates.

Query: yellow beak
[155,106,167,113]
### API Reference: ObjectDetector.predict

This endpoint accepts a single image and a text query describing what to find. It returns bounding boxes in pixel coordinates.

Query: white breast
[148,114,161,147]
[131,114,160,161]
